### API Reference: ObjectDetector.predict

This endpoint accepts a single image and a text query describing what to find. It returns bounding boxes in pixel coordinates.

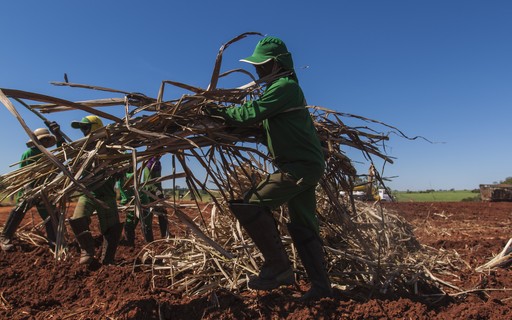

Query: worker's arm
[208,77,303,126]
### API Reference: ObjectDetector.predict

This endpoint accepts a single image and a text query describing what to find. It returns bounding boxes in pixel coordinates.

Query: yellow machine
[343,165,392,201]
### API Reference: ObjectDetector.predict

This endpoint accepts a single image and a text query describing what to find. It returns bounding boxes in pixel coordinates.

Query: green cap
[240,36,294,70]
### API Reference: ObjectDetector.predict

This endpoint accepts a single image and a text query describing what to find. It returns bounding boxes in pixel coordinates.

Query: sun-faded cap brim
[27,128,56,146]
[239,55,273,65]
[71,117,91,129]
[71,121,87,129]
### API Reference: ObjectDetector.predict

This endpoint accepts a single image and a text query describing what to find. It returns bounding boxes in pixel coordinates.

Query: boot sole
[248,268,295,290]
[299,288,333,302]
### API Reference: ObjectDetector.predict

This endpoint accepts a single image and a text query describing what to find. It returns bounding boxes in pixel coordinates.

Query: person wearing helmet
[206,36,331,301]
[1,125,64,251]
[69,115,123,265]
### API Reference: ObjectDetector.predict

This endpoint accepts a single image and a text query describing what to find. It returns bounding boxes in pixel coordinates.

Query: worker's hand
[47,121,61,135]
[47,121,65,143]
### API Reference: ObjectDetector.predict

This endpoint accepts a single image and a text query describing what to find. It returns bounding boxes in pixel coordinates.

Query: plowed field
[0,201,510,319]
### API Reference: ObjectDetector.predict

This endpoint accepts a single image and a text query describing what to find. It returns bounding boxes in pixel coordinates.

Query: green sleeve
[216,77,305,126]
[142,167,150,185]
[142,167,157,192]
[20,148,42,168]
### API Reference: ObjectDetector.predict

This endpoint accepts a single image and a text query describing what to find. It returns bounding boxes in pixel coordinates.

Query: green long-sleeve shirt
[20,139,64,167]
[17,148,44,202]
[18,142,63,200]
[142,166,162,196]
[214,75,325,183]
[118,172,135,205]
[20,147,42,168]
[117,165,161,206]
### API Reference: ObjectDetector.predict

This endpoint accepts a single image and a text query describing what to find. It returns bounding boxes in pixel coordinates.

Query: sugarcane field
[1,27,511,320]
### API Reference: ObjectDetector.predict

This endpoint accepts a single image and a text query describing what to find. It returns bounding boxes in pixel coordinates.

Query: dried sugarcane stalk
[475,238,512,271]
[0,32,454,298]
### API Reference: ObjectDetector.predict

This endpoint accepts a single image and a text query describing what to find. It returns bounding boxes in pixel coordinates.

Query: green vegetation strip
[394,190,479,202]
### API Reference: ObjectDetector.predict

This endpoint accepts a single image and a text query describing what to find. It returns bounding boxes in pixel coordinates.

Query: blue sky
[1,1,511,191]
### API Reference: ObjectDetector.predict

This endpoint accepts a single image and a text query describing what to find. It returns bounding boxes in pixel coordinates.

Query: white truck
[340,188,392,202]
[378,188,392,202]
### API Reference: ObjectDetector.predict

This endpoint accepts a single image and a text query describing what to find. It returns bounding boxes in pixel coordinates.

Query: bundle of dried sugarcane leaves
[0,32,463,300]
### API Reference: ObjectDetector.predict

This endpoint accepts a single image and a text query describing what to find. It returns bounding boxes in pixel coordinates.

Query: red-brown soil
[0,201,511,319]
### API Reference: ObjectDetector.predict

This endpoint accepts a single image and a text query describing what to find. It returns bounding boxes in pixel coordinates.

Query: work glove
[46,121,60,135]
[46,121,65,143]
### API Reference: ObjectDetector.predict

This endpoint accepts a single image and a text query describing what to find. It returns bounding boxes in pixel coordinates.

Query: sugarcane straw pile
[0,32,461,300]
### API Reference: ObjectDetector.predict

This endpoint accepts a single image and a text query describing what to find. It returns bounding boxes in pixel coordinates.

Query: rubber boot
[69,217,95,265]
[35,204,57,249]
[100,222,123,265]
[141,223,154,243]
[1,205,27,251]
[123,223,135,247]
[229,202,294,290]
[287,223,332,301]
[43,218,57,250]
[141,211,154,243]
[157,213,169,238]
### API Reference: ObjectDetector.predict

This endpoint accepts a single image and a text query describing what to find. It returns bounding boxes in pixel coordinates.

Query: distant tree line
[403,188,479,194]
[500,177,512,184]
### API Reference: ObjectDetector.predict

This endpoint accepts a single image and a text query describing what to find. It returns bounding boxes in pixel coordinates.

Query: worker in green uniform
[118,169,138,246]
[207,36,332,301]
[68,115,122,265]
[143,156,169,239]
[118,167,153,246]
[0,125,63,251]
[120,156,168,246]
